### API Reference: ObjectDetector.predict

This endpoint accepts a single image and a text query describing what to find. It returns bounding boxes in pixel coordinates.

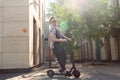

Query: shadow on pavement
[32,74,81,80]
[34,76,81,80]
[0,73,24,80]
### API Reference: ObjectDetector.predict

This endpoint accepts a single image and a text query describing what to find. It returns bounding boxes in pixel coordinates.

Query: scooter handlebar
[66,38,72,42]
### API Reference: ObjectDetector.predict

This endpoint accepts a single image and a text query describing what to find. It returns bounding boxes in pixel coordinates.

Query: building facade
[100,0,120,61]
[0,0,45,73]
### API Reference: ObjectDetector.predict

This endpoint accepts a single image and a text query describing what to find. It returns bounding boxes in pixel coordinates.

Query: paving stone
[0,63,120,80]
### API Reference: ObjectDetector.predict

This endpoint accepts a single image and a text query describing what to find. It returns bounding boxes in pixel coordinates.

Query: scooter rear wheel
[72,70,80,78]
[47,70,54,78]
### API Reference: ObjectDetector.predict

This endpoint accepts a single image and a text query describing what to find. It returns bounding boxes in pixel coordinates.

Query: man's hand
[66,38,72,41]
[60,39,68,42]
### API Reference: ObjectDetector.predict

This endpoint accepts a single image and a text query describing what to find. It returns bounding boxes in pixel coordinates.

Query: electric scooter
[47,40,80,78]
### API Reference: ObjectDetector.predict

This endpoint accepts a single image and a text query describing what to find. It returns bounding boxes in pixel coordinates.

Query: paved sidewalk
[0,62,120,80]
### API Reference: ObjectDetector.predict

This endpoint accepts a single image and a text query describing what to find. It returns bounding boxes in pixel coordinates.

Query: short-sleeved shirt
[49,25,56,49]
[49,25,63,49]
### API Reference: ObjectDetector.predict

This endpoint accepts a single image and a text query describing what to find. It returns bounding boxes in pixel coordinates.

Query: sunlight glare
[65,0,88,11]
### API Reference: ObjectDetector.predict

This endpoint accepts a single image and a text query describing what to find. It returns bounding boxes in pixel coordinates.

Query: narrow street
[0,62,120,80]
[0,0,120,80]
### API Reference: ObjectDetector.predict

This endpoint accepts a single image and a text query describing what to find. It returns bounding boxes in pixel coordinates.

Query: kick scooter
[47,41,80,78]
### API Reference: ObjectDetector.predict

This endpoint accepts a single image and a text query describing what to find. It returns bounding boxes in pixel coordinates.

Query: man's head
[49,16,56,25]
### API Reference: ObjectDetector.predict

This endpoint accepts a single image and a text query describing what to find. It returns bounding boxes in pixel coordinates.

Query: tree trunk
[104,36,111,61]
[88,38,95,64]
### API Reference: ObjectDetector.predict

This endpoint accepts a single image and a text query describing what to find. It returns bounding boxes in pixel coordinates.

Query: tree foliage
[46,0,120,60]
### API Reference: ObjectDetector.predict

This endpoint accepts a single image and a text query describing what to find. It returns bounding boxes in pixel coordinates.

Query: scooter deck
[53,73,66,75]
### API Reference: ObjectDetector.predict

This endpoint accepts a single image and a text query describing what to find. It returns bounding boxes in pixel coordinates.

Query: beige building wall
[92,41,96,60]
[0,0,2,69]
[29,0,45,67]
[100,37,119,61]
[29,0,37,67]
[110,37,119,60]
[0,0,45,69]
[0,0,32,69]
[37,0,44,64]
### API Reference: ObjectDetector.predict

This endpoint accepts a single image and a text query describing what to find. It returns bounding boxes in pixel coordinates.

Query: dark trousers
[53,43,66,70]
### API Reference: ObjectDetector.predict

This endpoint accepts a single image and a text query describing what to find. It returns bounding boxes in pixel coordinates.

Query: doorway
[33,18,41,65]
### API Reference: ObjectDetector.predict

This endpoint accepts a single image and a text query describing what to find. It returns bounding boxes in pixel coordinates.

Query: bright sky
[44,0,88,21]
[44,0,89,32]
[45,0,55,8]
[45,0,55,21]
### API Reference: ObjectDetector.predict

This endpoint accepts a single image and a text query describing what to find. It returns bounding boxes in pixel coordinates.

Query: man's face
[51,18,56,25]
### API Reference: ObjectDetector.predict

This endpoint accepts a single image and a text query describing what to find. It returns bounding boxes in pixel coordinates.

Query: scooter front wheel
[72,70,80,78]
[47,70,54,78]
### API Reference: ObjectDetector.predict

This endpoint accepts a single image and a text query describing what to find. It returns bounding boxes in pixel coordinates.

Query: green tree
[46,0,120,63]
